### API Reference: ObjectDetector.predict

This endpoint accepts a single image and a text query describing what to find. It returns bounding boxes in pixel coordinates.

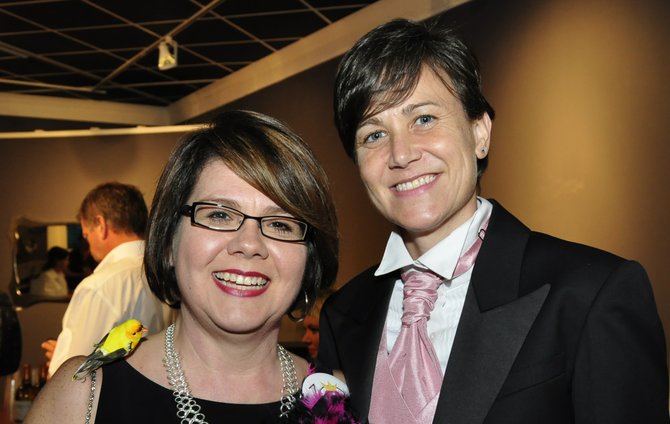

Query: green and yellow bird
[72,319,147,381]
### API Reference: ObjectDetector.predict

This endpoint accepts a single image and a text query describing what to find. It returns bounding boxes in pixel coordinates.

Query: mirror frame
[9,217,75,308]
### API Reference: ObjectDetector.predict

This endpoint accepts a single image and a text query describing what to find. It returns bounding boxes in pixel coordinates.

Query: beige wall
[462,0,670,347]
[0,134,183,367]
[2,0,668,369]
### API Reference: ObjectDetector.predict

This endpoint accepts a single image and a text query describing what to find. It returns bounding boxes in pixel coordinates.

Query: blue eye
[416,115,434,125]
[264,219,301,236]
[207,209,232,222]
[363,130,386,144]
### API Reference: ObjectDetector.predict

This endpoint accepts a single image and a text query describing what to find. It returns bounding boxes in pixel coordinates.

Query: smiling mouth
[395,174,436,192]
[213,271,269,291]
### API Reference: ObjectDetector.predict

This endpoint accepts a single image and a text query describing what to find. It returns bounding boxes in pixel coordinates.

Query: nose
[388,133,420,168]
[226,219,268,258]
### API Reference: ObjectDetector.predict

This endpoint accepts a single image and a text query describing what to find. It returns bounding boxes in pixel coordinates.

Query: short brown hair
[78,182,147,236]
[334,18,494,176]
[145,110,339,309]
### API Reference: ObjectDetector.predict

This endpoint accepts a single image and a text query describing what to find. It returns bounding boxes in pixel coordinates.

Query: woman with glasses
[28,110,356,423]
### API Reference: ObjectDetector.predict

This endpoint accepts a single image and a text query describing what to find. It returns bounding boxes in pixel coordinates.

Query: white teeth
[395,175,436,192]
[214,272,268,289]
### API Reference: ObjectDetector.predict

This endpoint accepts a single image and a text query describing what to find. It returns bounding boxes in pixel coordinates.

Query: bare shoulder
[25,356,101,424]
[125,331,167,385]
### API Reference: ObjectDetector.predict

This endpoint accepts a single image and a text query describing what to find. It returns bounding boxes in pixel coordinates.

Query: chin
[220,322,267,335]
[214,314,267,334]
[396,219,444,235]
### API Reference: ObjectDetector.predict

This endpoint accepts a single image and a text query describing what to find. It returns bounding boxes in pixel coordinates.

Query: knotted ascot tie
[389,269,444,418]
[386,217,490,420]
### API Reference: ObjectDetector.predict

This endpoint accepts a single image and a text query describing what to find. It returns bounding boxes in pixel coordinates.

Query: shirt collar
[94,240,144,272]
[374,197,493,279]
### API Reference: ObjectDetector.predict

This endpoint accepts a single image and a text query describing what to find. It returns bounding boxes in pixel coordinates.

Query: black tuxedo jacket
[319,201,669,423]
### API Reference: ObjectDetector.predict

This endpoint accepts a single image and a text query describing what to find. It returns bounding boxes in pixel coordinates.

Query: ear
[95,215,109,240]
[473,112,492,159]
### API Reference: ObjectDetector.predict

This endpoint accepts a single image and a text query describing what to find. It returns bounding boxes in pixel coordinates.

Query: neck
[170,317,288,404]
[162,322,301,416]
[99,234,142,259]
[109,232,142,246]
[402,194,479,259]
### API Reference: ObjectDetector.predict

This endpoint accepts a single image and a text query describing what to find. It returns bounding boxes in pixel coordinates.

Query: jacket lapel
[338,272,397,419]
[432,201,550,424]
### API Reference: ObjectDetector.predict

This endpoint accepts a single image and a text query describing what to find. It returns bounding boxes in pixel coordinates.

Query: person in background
[302,289,332,360]
[41,182,169,375]
[318,18,669,423]
[27,110,357,423]
[31,246,70,297]
[65,238,96,292]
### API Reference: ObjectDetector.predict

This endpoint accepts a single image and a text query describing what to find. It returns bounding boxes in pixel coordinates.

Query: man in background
[42,182,169,375]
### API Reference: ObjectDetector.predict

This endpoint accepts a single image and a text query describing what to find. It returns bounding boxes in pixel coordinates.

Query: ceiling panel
[0,0,376,107]
[0,0,469,135]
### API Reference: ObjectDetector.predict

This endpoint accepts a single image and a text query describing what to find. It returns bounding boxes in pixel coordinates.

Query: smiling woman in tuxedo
[319,18,669,424]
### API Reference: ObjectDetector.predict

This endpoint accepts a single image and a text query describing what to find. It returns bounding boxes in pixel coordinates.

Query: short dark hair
[144,110,339,309]
[78,182,148,237]
[44,246,69,271]
[334,18,495,175]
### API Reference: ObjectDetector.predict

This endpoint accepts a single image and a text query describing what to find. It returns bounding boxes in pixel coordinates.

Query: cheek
[357,161,388,209]
[356,153,381,186]
[274,245,308,290]
[172,229,221,280]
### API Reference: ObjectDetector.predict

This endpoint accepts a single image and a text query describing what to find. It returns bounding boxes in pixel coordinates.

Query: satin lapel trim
[341,273,396,420]
[472,200,530,311]
[432,283,550,424]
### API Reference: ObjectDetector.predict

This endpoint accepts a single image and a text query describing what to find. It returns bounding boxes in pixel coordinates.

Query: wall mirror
[9,218,94,308]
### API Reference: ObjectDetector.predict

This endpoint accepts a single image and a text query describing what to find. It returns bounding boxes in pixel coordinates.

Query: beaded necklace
[163,324,298,423]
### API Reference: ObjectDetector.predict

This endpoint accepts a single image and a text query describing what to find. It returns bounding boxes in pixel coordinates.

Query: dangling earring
[287,290,310,322]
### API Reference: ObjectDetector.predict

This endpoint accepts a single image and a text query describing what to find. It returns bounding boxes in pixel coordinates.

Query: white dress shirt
[375,197,493,373]
[49,241,171,375]
[31,268,69,297]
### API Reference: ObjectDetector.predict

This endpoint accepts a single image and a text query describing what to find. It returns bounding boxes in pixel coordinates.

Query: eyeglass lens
[192,203,307,241]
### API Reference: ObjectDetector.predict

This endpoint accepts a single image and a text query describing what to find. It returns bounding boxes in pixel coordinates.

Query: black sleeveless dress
[95,359,296,423]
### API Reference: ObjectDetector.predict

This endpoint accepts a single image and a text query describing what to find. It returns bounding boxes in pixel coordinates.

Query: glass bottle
[38,363,48,390]
[13,363,35,422]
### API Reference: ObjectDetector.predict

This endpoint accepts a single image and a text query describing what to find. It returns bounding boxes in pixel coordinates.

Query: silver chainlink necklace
[163,323,299,423]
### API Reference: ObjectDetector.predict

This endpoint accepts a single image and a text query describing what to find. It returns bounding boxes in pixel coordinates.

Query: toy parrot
[72,319,147,381]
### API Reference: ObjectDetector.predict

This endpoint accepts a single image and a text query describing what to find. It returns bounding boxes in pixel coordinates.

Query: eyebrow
[203,198,240,209]
[200,198,289,216]
[357,101,440,130]
[401,101,438,115]
[358,117,378,130]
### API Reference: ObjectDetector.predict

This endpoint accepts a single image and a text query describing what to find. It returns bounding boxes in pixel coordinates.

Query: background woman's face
[302,315,320,358]
[54,257,69,273]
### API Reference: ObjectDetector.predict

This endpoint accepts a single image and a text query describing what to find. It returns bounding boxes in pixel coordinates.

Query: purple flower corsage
[289,366,359,423]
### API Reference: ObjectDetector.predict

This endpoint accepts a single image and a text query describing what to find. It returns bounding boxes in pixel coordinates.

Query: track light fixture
[158,36,178,71]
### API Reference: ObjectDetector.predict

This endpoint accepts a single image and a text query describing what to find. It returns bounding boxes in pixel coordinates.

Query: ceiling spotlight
[158,36,178,71]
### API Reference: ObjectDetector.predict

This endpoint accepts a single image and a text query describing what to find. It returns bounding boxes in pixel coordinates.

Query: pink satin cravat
[374,217,490,422]
[388,269,444,419]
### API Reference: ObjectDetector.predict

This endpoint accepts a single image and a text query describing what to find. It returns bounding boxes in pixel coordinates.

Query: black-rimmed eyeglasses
[181,202,310,242]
